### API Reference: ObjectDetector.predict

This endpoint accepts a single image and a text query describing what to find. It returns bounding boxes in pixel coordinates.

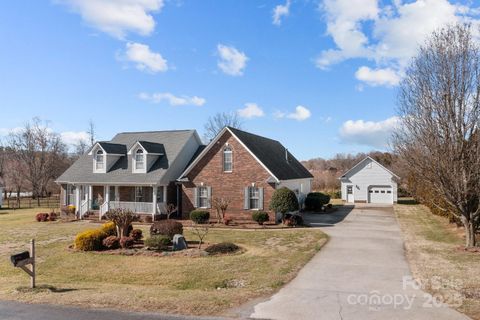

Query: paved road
[250,204,470,320]
[0,300,227,320]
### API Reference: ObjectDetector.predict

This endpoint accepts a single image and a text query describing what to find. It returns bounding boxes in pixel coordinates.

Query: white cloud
[273,0,291,26]
[339,116,399,148]
[237,103,265,118]
[60,0,164,39]
[355,66,401,87]
[276,105,311,121]
[61,131,90,146]
[0,127,23,137]
[217,44,248,76]
[317,0,480,86]
[124,42,168,73]
[138,92,206,106]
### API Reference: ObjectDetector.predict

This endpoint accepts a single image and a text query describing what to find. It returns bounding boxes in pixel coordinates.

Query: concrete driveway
[250,205,470,320]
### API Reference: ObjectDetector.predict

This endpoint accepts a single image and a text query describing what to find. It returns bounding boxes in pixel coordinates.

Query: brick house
[178,127,313,223]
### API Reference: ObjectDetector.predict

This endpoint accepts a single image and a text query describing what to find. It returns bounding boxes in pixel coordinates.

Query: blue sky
[1,0,479,160]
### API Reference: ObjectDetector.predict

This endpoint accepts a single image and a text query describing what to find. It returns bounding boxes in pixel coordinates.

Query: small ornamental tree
[269,187,299,219]
[105,208,139,238]
[165,203,177,220]
[212,197,230,224]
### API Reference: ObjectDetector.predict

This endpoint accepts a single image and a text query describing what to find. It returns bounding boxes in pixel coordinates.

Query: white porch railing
[80,199,89,218]
[109,201,154,213]
[99,201,109,219]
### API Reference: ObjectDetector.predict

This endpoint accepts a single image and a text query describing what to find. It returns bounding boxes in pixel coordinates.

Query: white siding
[278,178,312,206]
[340,158,397,203]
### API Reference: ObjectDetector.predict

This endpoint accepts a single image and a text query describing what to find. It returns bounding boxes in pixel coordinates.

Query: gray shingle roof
[57,130,197,185]
[138,141,165,154]
[228,127,313,180]
[97,142,127,154]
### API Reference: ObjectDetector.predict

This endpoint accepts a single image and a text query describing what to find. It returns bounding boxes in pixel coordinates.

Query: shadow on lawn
[16,285,80,294]
[397,198,419,205]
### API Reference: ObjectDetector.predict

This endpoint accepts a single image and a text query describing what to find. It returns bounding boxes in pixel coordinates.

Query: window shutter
[207,186,212,209]
[259,187,264,210]
[244,187,250,210]
[193,187,198,208]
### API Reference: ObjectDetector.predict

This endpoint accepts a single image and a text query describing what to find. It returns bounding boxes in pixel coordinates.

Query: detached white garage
[340,157,399,204]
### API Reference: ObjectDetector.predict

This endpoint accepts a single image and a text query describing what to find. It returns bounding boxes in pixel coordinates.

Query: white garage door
[368,186,393,204]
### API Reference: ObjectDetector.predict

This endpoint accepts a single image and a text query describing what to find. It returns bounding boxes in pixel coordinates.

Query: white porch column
[88,185,92,210]
[75,186,80,218]
[163,186,167,204]
[152,186,157,220]
[105,186,110,212]
[115,186,119,202]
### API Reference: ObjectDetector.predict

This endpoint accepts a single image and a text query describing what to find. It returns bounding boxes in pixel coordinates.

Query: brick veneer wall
[181,131,277,222]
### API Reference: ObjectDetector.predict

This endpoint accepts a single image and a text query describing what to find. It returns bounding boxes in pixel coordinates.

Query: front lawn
[0,208,327,316]
[395,203,480,319]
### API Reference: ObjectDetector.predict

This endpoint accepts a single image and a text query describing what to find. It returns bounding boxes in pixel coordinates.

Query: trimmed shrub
[49,212,58,221]
[144,235,170,250]
[119,236,134,249]
[190,210,210,224]
[100,222,117,236]
[252,211,269,225]
[130,229,143,241]
[150,220,183,240]
[36,213,49,222]
[304,192,331,212]
[75,229,106,251]
[283,213,304,227]
[205,242,240,255]
[269,187,299,214]
[102,236,120,249]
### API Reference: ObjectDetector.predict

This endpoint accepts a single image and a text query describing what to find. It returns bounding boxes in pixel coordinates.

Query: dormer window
[223,146,232,172]
[95,150,104,170]
[135,149,145,170]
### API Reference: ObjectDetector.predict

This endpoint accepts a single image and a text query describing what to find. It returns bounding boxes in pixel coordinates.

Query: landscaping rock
[173,234,187,251]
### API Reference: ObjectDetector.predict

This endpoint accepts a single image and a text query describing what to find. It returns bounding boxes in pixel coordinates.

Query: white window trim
[198,186,209,209]
[94,149,106,173]
[249,186,260,210]
[223,146,233,173]
[133,147,147,173]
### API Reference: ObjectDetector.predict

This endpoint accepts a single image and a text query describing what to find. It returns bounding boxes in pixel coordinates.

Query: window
[347,186,353,194]
[223,146,232,172]
[135,187,144,202]
[249,187,260,209]
[198,186,209,208]
[109,186,116,201]
[157,186,164,203]
[135,149,145,170]
[67,185,76,205]
[95,150,104,170]
[387,190,392,194]
[369,190,373,193]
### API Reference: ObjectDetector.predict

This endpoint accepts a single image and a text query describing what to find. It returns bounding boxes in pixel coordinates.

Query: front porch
[64,184,168,220]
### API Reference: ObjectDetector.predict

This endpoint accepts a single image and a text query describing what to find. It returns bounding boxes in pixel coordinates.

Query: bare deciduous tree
[88,119,96,147]
[212,197,230,224]
[203,112,242,142]
[394,24,480,247]
[8,118,67,206]
[165,203,177,220]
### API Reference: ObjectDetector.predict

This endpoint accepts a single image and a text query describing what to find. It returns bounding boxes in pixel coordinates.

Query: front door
[346,185,354,203]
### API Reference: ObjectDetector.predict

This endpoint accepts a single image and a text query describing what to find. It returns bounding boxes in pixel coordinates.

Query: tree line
[0,118,95,206]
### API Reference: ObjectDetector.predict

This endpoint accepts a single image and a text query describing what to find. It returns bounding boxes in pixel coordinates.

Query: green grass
[395,204,480,319]
[0,208,327,316]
